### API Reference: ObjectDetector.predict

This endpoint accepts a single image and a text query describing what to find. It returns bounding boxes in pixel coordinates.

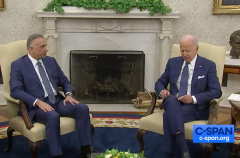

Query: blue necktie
[37,61,55,103]
[178,62,189,97]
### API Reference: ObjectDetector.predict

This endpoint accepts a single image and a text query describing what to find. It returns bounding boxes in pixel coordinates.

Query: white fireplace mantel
[36,8,181,91]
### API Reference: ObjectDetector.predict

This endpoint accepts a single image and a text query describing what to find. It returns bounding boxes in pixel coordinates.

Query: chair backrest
[171,42,226,84]
[0,40,28,118]
[171,42,226,124]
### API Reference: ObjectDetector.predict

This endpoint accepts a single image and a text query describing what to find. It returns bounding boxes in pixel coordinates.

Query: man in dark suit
[10,34,92,158]
[155,35,222,158]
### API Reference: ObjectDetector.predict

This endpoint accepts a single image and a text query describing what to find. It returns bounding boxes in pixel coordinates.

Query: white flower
[105,154,112,158]
[125,152,129,154]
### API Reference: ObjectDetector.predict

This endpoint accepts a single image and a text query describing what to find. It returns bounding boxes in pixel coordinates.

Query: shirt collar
[28,54,43,66]
[183,54,197,67]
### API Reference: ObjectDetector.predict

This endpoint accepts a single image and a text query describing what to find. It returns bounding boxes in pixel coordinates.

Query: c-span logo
[193,125,234,143]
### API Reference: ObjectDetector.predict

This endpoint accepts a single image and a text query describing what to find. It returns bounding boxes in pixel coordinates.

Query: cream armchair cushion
[0,40,94,156]
[137,42,226,156]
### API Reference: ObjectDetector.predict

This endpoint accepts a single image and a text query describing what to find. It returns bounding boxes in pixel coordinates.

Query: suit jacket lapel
[42,58,58,91]
[24,56,42,86]
[173,58,184,83]
[191,55,203,88]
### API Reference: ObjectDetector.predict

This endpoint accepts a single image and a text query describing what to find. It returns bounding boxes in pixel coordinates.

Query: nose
[44,46,48,52]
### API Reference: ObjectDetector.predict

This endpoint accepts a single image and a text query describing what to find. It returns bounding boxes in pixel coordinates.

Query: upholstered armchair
[0,40,94,158]
[137,42,226,158]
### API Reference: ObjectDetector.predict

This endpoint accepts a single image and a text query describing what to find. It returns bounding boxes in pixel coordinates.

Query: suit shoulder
[198,56,215,66]
[11,55,27,66]
[44,56,56,60]
[44,56,57,63]
[168,56,182,62]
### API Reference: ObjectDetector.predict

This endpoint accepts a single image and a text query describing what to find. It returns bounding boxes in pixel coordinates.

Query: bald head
[180,35,198,48]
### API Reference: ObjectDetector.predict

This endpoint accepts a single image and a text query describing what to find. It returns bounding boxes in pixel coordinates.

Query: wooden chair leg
[28,140,42,158]
[228,143,240,158]
[136,129,148,152]
[229,143,234,158]
[204,149,212,158]
[90,124,94,134]
[4,126,15,152]
[200,143,214,158]
[90,124,95,153]
[233,143,240,158]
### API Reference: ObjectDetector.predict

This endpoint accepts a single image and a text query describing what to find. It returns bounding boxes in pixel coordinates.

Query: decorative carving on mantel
[159,19,173,39]
[44,17,58,38]
[43,34,58,39]
[44,17,56,29]
[158,33,173,40]
[93,20,124,32]
[42,17,58,58]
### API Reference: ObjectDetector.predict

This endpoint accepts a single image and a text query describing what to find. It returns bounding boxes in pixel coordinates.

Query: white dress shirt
[176,54,198,104]
[28,54,57,105]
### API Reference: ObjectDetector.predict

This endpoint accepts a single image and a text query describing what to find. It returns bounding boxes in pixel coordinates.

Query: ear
[196,45,199,51]
[28,47,33,53]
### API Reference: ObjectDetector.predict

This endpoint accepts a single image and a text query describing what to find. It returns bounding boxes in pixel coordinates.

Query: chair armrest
[4,93,19,104]
[143,92,157,116]
[210,97,223,103]
[207,97,223,125]
[4,92,34,130]
[19,100,34,130]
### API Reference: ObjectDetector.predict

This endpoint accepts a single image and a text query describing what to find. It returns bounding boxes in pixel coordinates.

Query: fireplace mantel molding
[36,8,181,82]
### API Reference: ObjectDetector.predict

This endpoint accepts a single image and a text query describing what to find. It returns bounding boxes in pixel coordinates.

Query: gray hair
[27,34,44,49]
[180,35,198,47]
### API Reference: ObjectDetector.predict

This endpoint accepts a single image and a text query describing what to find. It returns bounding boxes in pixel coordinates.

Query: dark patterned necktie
[37,61,55,103]
[178,62,190,97]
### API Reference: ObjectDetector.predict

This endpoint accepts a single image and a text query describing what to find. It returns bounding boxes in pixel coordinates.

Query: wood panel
[224,65,240,74]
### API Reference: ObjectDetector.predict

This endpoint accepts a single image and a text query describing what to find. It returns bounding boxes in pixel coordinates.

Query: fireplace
[36,8,181,105]
[70,50,145,103]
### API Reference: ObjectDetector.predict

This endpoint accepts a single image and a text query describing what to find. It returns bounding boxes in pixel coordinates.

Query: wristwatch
[65,93,73,97]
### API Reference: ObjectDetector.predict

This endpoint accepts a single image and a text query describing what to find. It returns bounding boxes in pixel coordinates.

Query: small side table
[229,92,240,157]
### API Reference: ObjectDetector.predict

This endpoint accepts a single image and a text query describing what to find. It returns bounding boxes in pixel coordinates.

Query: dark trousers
[33,96,91,156]
[161,96,197,154]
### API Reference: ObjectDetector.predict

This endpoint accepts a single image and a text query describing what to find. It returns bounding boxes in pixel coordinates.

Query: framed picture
[0,0,5,10]
[213,0,240,14]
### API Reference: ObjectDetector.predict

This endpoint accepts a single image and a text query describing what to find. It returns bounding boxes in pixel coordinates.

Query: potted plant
[95,149,145,158]
[43,0,172,16]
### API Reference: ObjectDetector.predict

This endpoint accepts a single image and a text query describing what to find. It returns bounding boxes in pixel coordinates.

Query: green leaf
[42,0,172,16]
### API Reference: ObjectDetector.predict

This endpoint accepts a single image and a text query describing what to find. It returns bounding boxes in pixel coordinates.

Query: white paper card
[227,94,240,102]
